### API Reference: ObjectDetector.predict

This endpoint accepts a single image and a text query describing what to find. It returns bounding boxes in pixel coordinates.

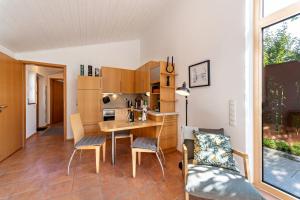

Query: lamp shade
[176,82,190,96]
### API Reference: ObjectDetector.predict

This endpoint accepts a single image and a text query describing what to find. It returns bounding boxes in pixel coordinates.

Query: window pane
[263,0,299,17]
[262,14,300,198]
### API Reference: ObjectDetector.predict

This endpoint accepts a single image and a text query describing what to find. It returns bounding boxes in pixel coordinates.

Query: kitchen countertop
[104,107,178,116]
[147,110,178,116]
[132,108,178,116]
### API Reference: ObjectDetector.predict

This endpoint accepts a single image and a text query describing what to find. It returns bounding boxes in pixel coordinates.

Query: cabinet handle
[0,105,8,112]
[0,105,8,109]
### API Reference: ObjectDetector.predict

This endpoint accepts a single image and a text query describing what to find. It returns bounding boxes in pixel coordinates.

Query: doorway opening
[23,61,66,142]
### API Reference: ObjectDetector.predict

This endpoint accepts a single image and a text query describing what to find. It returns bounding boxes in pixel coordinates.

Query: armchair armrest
[232,149,250,179]
[182,144,188,183]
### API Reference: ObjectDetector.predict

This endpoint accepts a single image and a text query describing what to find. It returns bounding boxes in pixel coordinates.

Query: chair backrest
[181,126,200,141]
[70,113,85,145]
[157,115,166,150]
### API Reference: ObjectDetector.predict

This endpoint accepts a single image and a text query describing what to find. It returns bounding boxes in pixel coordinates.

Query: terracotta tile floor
[0,134,202,200]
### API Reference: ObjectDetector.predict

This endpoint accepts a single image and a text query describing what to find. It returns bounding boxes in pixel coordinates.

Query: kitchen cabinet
[121,69,135,93]
[77,76,102,134]
[78,76,100,90]
[101,67,121,93]
[135,64,150,93]
[101,67,135,93]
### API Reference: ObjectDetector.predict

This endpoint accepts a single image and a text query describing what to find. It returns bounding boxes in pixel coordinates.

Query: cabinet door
[101,67,121,93]
[134,68,141,93]
[0,55,24,161]
[121,69,134,93]
[77,90,101,125]
[142,64,150,93]
[78,76,100,90]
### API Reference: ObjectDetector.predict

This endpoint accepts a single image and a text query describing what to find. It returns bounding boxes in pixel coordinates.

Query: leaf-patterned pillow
[193,131,239,172]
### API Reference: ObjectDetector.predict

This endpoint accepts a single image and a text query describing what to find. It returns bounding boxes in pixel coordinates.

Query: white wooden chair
[68,113,106,175]
[181,126,264,200]
[131,115,166,178]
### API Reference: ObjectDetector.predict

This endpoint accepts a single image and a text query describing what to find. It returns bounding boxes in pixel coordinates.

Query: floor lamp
[176,81,190,170]
[176,81,190,126]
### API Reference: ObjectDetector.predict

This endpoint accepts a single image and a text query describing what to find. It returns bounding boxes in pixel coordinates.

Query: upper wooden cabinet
[101,67,121,93]
[121,69,135,93]
[135,64,150,93]
[101,67,135,93]
[78,76,100,90]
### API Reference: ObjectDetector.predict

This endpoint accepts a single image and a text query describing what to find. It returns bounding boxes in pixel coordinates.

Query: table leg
[112,131,115,165]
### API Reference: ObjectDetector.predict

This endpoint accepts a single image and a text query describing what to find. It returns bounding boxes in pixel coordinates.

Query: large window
[262,15,300,198]
[254,1,300,199]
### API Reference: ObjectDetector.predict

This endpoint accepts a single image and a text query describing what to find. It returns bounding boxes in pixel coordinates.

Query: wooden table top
[99,120,163,132]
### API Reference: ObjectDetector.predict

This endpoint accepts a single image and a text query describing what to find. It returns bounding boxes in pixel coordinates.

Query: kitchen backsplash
[102,94,149,108]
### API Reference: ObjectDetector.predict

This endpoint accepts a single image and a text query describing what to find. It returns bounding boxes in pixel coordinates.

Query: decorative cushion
[183,127,224,160]
[132,137,157,151]
[75,135,106,148]
[186,164,265,200]
[193,132,238,172]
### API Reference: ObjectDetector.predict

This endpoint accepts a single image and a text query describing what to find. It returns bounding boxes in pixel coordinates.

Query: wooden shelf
[151,93,160,95]
[160,86,175,89]
[160,72,177,76]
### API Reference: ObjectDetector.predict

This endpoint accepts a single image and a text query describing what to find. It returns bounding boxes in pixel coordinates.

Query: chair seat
[75,135,106,148]
[132,137,157,151]
[115,130,131,138]
[186,164,265,200]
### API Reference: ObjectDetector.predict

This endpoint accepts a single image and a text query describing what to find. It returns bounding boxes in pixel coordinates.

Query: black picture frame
[188,60,210,88]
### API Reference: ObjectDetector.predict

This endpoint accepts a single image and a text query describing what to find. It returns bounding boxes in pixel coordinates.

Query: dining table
[98,120,163,165]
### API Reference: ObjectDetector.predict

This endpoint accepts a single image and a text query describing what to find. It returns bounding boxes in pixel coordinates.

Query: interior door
[0,52,24,161]
[50,79,64,124]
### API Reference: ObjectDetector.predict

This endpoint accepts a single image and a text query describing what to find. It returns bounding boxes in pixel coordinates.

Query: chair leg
[67,149,77,176]
[79,149,83,161]
[95,146,100,174]
[102,142,106,163]
[156,152,165,178]
[185,192,189,200]
[138,152,141,166]
[159,147,166,166]
[130,134,133,146]
[132,149,136,178]
[114,138,117,160]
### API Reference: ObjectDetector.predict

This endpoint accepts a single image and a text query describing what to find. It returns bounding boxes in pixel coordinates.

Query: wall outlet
[229,100,236,127]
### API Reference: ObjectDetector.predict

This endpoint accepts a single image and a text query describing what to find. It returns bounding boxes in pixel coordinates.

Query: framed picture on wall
[188,60,210,88]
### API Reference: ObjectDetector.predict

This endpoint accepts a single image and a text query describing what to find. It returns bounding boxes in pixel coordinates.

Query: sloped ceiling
[0,0,170,52]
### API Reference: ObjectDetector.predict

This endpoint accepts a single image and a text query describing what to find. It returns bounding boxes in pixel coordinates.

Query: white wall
[25,69,37,138]
[140,0,248,164]
[38,75,47,127]
[16,40,140,139]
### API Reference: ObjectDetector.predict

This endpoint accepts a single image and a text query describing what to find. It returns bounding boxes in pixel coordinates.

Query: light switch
[229,100,236,127]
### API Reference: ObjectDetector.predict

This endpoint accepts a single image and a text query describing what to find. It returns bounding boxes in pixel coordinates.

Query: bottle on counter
[129,106,135,123]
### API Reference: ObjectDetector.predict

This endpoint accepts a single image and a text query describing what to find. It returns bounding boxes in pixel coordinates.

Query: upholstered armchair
[181,126,265,200]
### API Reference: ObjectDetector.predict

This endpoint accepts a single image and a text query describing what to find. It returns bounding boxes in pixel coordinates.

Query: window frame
[253,1,300,199]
